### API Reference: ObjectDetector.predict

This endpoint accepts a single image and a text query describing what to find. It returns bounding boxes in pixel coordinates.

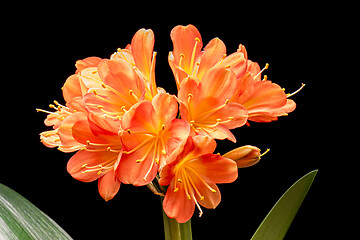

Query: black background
[3,4,343,240]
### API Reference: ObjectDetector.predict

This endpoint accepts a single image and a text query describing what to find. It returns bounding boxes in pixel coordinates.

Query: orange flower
[178,65,248,142]
[169,24,247,88]
[111,28,158,99]
[38,57,101,152]
[116,93,190,186]
[231,70,301,123]
[159,135,238,223]
[66,116,122,201]
[83,59,146,121]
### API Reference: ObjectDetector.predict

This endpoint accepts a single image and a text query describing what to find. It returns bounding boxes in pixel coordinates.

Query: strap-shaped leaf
[251,170,318,240]
[0,183,72,239]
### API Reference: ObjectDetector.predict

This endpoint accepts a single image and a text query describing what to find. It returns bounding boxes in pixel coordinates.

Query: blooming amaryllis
[38,24,304,239]
[159,135,238,223]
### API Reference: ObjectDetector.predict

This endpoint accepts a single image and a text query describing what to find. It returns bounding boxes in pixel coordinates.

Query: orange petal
[197,183,221,209]
[163,179,195,223]
[131,28,155,80]
[98,171,121,201]
[62,75,83,102]
[170,24,203,73]
[67,150,119,183]
[75,57,102,74]
[219,52,247,78]
[197,38,226,80]
[98,59,145,100]
[116,145,158,186]
[58,112,87,146]
[243,80,288,113]
[189,154,238,184]
[199,66,237,102]
[152,92,178,126]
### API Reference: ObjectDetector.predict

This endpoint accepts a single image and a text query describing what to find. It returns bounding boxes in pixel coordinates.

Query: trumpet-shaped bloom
[178,66,248,142]
[169,24,247,88]
[117,93,190,186]
[160,135,238,223]
[111,28,158,99]
[232,72,297,123]
[66,116,122,201]
[84,59,146,121]
[38,56,101,152]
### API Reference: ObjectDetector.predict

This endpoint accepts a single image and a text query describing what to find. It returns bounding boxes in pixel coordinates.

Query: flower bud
[223,145,263,168]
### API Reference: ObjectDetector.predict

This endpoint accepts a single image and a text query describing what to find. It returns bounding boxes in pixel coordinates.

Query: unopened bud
[223,145,263,168]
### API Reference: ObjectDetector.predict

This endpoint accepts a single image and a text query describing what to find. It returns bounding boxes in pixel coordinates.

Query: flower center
[123,124,168,181]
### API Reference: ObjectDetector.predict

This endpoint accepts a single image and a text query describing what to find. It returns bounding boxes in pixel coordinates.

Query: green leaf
[251,170,318,240]
[0,183,72,240]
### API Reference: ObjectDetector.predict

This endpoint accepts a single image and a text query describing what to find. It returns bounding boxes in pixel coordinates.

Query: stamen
[143,141,158,181]
[123,136,155,155]
[190,38,201,73]
[36,109,57,115]
[129,90,139,101]
[181,172,192,200]
[260,148,271,158]
[216,54,227,66]
[287,83,306,98]
[192,62,200,76]
[194,198,204,218]
[186,166,217,193]
[179,53,185,68]
[53,100,68,109]
[254,63,269,79]
[188,93,193,103]
[196,99,230,120]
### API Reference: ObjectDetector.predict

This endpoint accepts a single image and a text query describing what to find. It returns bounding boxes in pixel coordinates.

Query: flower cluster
[38,25,301,223]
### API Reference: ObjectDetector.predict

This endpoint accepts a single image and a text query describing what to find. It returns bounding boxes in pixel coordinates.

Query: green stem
[160,196,192,240]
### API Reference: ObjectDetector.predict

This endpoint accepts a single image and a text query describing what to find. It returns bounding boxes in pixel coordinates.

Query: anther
[161,124,166,131]
[188,93,193,102]
[127,129,132,134]
[195,37,201,43]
